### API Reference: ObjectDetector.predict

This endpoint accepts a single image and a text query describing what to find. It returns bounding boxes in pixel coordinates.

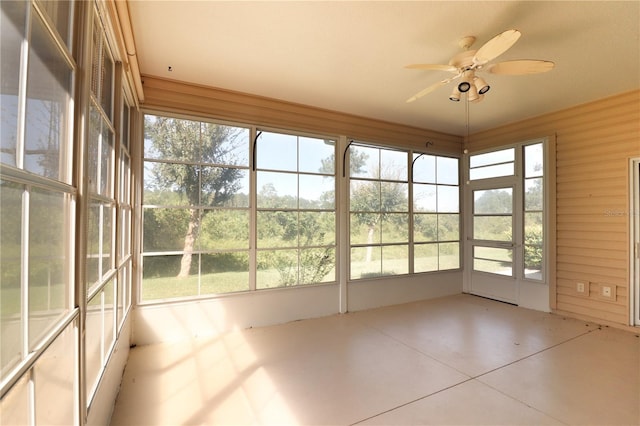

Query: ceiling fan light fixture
[449,86,461,101]
[458,81,471,93]
[474,76,490,94]
[467,85,479,102]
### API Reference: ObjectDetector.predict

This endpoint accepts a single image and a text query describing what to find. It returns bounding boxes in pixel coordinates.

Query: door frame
[630,158,640,326]
[463,137,553,311]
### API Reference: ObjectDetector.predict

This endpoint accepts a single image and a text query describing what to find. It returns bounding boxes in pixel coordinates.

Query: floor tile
[360,379,563,425]
[352,294,594,376]
[479,327,640,425]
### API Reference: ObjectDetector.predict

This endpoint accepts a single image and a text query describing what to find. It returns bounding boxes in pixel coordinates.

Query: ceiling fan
[405,29,554,103]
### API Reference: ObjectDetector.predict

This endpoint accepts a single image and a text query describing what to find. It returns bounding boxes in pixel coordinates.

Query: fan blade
[473,29,521,66]
[487,60,555,75]
[406,75,460,103]
[405,64,457,73]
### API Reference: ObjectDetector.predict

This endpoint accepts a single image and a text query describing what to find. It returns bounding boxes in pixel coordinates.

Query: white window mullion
[21,187,30,357]
[15,4,32,170]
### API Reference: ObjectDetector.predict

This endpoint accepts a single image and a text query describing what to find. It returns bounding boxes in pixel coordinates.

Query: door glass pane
[469,148,514,168]
[474,188,513,214]
[473,216,512,241]
[474,246,513,276]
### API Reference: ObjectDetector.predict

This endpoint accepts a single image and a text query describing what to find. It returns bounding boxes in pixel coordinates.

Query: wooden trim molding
[140,75,463,155]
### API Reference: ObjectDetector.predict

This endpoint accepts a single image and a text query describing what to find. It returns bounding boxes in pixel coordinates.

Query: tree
[350,159,408,262]
[144,116,246,277]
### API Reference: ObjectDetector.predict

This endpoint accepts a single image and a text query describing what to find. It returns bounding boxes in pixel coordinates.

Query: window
[349,145,409,278]
[469,147,514,180]
[1,1,77,423]
[142,115,251,300]
[256,131,336,288]
[348,143,460,279]
[523,143,544,280]
[413,154,460,272]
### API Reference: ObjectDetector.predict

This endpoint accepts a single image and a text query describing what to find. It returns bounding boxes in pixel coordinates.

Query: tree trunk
[177,208,200,278]
[365,224,375,262]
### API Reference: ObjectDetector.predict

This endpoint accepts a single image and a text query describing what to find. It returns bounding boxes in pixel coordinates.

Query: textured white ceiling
[128,1,640,136]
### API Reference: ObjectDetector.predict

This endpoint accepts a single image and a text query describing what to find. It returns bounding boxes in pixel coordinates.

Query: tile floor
[110,294,640,425]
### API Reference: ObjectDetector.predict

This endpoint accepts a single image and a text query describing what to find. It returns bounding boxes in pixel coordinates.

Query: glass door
[470,185,518,302]
[465,142,547,308]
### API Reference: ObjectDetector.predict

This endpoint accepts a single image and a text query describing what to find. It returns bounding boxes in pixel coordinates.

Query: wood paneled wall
[468,90,640,326]
[140,75,463,155]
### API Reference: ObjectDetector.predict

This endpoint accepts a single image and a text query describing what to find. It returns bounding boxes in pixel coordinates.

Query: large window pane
[436,156,459,185]
[380,149,407,180]
[299,211,335,246]
[199,210,249,250]
[438,213,459,241]
[381,213,408,244]
[142,255,200,300]
[413,184,436,212]
[437,185,459,213]
[29,188,69,348]
[143,207,193,252]
[350,246,381,279]
[257,171,297,208]
[299,137,335,174]
[24,11,72,182]
[299,174,334,209]
[413,214,437,243]
[349,145,379,179]
[0,0,26,167]
[200,253,249,294]
[256,132,296,171]
[439,242,460,270]
[412,154,436,183]
[350,213,380,245]
[414,243,438,273]
[257,211,298,248]
[382,245,408,275]
[0,180,22,376]
[300,247,335,284]
[256,249,298,288]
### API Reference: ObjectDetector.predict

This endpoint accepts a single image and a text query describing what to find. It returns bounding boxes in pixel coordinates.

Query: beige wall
[468,90,640,327]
